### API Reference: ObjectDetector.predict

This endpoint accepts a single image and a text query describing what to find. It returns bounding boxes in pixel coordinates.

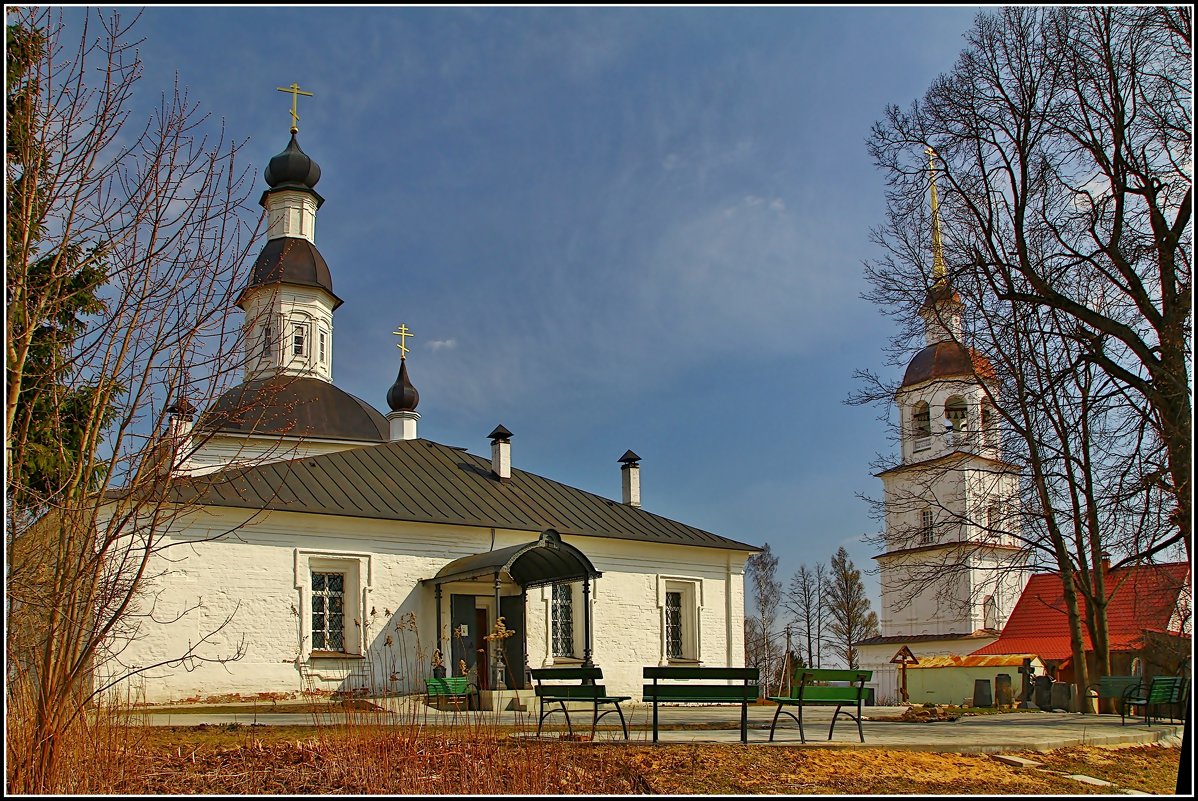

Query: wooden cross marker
[276,82,313,134]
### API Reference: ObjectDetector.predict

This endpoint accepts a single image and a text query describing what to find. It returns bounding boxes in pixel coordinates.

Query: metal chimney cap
[488,424,513,441]
[618,449,641,464]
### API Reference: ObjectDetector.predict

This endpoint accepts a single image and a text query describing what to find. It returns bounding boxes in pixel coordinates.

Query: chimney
[619,449,641,507]
[1100,552,1111,577]
[165,397,196,473]
[489,425,512,480]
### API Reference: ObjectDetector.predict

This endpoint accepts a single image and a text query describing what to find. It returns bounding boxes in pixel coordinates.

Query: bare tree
[857,6,1190,711]
[869,6,1191,557]
[784,563,828,670]
[825,547,878,670]
[744,542,782,686]
[5,8,264,791]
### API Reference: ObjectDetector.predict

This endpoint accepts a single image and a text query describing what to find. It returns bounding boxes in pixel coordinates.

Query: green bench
[529,666,631,740]
[642,666,760,744]
[425,675,478,711]
[767,668,872,743]
[1090,675,1141,723]
[1125,675,1188,726]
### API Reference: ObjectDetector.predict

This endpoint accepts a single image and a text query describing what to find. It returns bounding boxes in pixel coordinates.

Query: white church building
[114,127,757,704]
[856,157,1030,703]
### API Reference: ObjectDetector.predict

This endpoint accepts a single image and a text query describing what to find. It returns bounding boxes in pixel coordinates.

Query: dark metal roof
[237,237,343,309]
[172,438,757,552]
[197,375,387,442]
[901,341,995,388]
[857,630,998,647]
[423,529,600,588]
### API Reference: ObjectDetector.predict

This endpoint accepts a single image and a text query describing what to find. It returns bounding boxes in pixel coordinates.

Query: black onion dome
[236,237,342,309]
[197,376,387,442]
[264,133,321,190]
[386,359,420,412]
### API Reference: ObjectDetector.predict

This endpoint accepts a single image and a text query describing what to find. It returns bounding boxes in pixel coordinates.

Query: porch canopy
[422,529,602,671]
[422,528,601,589]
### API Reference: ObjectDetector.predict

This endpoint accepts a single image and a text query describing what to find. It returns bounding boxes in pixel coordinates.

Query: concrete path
[133,700,1184,754]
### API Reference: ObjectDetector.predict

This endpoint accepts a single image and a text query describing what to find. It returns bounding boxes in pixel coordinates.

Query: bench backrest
[642,666,760,702]
[426,676,471,694]
[1148,675,1186,703]
[785,668,872,702]
[529,666,612,700]
[1096,675,1141,698]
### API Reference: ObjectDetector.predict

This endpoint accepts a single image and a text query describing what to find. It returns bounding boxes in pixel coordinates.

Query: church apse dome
[197,375,387,442]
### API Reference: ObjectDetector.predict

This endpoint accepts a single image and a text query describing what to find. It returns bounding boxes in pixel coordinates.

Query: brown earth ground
[80,724,1182,795]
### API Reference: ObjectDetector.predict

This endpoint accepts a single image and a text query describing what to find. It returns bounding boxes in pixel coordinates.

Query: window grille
[319,331,327,364]
[551,583,574,657]
[666,591,683,659]
[311,571,345,651]
[913,403,932,452]
[920,510,934,544]
[293,324,307,357]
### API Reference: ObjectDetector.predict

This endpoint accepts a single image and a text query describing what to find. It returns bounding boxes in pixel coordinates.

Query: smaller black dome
[386,359,420,412]
[264,133,321,191]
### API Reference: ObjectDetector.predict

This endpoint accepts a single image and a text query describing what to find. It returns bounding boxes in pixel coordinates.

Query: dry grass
[9,704,1183,795]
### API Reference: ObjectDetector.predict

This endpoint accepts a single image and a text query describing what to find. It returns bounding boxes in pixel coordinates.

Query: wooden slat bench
[529,667,631,740]
[425,676,478,711]
[767,668,872,743]
[1090,675,1141,723]
[642,666,760,744]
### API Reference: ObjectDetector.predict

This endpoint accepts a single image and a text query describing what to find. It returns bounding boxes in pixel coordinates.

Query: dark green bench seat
[425,675,478,711]
[767,668,872,743]
[642,666,760,743]
[530,666,631,740]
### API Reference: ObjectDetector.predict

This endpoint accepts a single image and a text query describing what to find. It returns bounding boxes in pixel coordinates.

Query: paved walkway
[134,700,1184,754]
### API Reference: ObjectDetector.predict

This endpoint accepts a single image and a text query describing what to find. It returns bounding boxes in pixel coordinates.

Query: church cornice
[873,540,1026,561]
[875,449,1018,479]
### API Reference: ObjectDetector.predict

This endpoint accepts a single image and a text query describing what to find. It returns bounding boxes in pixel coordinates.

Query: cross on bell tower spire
[276,82,313,134]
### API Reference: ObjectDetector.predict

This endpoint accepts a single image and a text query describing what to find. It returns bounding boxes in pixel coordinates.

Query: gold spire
[926,146,946,282]
[392,323,414,360]
[276,82,313,134]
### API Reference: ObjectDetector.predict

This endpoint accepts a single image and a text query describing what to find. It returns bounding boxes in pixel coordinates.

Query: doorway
[474,608,489,691]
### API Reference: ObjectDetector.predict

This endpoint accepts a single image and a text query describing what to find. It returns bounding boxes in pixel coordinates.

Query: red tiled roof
[971,562,1190,660]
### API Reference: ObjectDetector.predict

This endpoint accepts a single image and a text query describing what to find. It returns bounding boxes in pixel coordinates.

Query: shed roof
[171,438,757,552]
[971,562,1191,660]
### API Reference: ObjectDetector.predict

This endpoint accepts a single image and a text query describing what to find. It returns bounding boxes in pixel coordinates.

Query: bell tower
[237,84,341,383]
[873,148,1028,640]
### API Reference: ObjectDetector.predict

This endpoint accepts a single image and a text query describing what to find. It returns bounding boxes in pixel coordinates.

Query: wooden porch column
[582,575,593,668]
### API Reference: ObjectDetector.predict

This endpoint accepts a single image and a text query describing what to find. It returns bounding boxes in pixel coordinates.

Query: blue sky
[64,6,984,612]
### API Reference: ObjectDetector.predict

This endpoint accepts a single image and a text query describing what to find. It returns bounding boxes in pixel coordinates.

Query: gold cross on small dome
[276,82,313,134]
[392,324,414,359]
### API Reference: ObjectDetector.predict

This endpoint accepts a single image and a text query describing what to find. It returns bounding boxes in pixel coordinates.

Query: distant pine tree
[825,547,878,670]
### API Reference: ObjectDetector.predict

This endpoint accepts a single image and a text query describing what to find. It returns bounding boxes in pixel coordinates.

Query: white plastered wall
[109,506,752,703]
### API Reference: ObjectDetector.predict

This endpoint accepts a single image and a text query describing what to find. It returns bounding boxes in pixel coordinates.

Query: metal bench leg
[828,704,842,740]
[769,703,783,742]
[616,703,628,740]
[798,702,807,744]
[856,701,864,743]
[740,700,748,744]
[591,699,599,740]
[652,699,659,743]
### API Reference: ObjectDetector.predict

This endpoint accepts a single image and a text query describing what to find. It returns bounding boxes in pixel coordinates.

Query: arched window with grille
[912,402,932,452]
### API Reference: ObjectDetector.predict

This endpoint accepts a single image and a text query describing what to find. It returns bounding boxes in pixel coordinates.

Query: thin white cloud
[426,338,457,351]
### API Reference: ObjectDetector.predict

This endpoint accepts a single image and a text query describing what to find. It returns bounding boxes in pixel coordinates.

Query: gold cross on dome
[276,82,313,134]
[392,324,414,359]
